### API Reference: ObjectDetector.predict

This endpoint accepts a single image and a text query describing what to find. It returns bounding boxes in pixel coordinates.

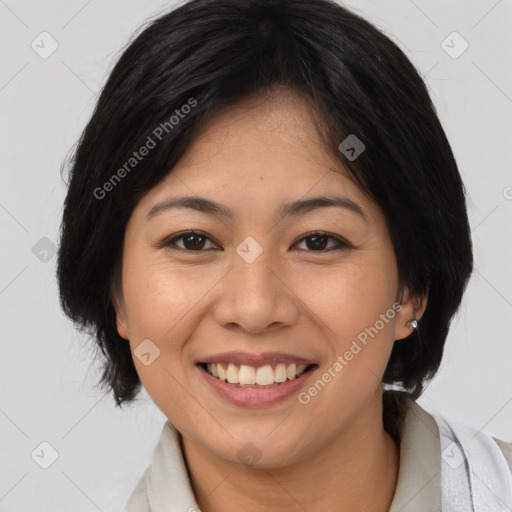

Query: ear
[393,286,428,341]
[112,291,130,340]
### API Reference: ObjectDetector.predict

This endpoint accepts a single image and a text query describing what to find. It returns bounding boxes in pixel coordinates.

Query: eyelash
[160,230,351,253]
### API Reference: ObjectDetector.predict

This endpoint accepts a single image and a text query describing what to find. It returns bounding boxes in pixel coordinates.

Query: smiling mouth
[197,362,317,388]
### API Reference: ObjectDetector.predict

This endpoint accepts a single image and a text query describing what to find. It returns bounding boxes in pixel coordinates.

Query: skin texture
[114,88,427,512]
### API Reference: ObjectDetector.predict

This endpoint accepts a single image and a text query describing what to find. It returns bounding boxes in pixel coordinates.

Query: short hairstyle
[57,0,473,438]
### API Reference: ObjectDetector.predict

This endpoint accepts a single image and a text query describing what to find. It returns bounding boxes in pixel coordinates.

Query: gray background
[1,0,511,510]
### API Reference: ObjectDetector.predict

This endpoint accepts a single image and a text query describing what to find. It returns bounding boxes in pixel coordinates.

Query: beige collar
[389,399,442,511]
[125,400,443,511]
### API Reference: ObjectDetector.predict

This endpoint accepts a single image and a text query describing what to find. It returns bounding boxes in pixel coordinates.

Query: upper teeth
[206,363,309,386]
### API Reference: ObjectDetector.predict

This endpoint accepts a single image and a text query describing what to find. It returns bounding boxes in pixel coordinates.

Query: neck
[181,391,400,512]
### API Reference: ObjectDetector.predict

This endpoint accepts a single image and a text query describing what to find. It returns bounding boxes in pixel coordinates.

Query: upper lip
[196,351,318,367]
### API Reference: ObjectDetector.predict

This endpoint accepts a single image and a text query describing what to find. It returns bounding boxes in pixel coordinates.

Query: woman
[56,0,512,510]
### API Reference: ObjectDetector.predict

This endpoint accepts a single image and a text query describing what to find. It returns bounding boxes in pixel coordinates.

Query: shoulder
[409,399,512,506]
[401,397,512,467]
[492,436,512,472]
[418,400,512,472]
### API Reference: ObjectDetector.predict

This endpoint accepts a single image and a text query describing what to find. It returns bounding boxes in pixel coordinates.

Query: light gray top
[125,400,512,511]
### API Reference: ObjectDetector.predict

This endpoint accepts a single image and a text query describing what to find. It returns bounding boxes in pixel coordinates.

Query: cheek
[293,260,398,406]
[295,259,397,342]
[122,253,207,338]
[121,253,219,395]
[122,257,196,410]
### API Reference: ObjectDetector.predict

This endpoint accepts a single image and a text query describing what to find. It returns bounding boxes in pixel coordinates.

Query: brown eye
[163,231,219,251]
[294,232,350,252]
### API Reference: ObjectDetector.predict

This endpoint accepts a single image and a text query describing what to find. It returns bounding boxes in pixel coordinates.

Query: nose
[213,246,300,334]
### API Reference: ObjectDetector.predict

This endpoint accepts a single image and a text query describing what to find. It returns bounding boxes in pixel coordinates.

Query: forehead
[134,89,381,228]
[178,88,333,169]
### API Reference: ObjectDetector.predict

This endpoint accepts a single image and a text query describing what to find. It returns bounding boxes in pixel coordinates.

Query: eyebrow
[145,194,369,224]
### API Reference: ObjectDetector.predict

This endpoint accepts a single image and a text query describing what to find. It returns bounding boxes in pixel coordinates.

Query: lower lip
[196,364,317,408]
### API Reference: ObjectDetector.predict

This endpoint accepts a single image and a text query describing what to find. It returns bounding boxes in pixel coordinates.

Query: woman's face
[114,89,422,467]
